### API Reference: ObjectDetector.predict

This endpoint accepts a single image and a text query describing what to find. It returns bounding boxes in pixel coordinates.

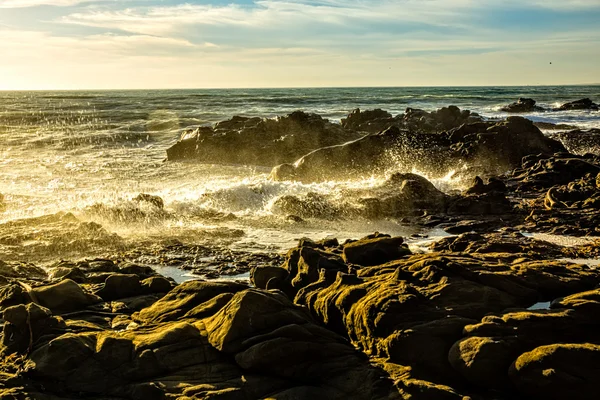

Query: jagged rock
[548,128,600,155]
[271,117,565,182]
[166,111,361,166]
[555,98,599,111]
[341,108,398,133]
[403,106,482,132]
[501,98,544,113]
[430,232,566,257]
[6,280,399,400]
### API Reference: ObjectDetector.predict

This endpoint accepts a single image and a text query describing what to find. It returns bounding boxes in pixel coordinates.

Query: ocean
[1,86,599,268]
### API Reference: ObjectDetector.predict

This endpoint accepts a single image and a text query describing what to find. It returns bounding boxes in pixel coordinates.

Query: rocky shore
[1,100,600,399]
[1,230,599,399]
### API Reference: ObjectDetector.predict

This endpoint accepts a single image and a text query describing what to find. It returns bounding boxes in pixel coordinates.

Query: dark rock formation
[341,108,398,133]
[166,111,362,166]
[548,128,600,155]
[0,266,400,400]
[555,98,599,111]
[271,116,565,182]
[402,105,482,132]
[250,237,600,399]
[501,98,544,113]
[167,106,483,167]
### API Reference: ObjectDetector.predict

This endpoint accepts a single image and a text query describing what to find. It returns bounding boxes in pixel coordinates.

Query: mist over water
[1,86,599,264]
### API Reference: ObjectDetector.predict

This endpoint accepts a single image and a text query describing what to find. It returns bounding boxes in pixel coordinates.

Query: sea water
[1,86,599,264]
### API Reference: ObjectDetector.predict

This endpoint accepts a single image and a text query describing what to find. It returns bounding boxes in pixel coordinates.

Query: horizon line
[1,83,600,92]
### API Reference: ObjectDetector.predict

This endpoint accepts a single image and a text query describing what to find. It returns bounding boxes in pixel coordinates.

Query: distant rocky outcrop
[501,98,545,113]
[555,98,599,111]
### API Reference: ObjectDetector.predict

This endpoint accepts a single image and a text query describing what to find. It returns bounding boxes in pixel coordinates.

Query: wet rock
[555,98,599,111]
[271,192,339,219]
[548,128,600,155]
[341,108,398,133]
[271,116,565,182]
[357,173,448,217]
[133,193,165,209]
[403,106,482,132]
[501,98,544,113]
[166,111,361,166]
[342,235,410,266]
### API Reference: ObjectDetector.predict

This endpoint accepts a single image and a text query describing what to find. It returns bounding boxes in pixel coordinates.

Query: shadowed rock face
[166,106,483,168]
[166,111,362,166]
[548,128,600,155]
[555,98,599,111]
[501,98,544,113]
[271,117,566,182]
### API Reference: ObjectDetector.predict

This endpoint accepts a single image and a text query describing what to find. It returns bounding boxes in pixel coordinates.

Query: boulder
[94,274,143,301]
[501,98,544,113]
[30,279,101,313]
[342,235,410,266]
[510,343,600,400]
[341,108,398,133]
[555,98,599,111]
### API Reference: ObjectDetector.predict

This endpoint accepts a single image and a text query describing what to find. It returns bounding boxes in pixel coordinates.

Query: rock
[548,128,600,155]
[95,274,143,301]
[341,108,398,133]
[271,117,565,182]
[1,302,65,355]
[403,106,482,132]
[133,193,165,209]
[357,173,448,217]
[166,111,362,166]
[555,98,599,111]
[134,280,248,324]
[271,192,339,219]
[30,279,102,313]
[510,343,600,400]
[141,276,174,294]
[501,98,544,113]
[342,235,410,266]
[250,266,289,290]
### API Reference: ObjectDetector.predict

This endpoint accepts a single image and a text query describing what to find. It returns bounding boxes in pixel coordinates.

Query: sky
[0,0,599,89]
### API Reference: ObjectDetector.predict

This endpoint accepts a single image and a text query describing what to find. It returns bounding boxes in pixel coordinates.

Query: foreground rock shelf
[1,232,599,399]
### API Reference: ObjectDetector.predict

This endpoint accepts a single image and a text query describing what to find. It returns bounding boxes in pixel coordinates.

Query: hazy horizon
[1,83,600,93]
[1,0,600,90]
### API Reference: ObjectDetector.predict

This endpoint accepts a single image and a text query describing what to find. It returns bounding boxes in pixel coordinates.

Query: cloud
[0,0,108,8]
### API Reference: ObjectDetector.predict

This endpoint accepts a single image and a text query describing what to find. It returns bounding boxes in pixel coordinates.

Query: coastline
[1,93,600,398]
